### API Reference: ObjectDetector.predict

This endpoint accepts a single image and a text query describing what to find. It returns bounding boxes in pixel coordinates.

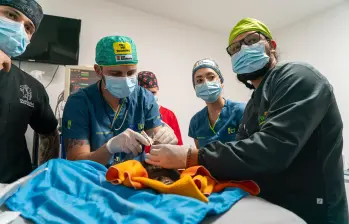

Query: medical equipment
[140,131,153,150]
[64,66,100,101]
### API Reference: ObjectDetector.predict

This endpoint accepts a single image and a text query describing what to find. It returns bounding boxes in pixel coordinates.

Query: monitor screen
[14,14,81,65]
[64,67,100,101]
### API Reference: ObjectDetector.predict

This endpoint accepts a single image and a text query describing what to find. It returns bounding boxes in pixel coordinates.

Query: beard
[236,60,272,90]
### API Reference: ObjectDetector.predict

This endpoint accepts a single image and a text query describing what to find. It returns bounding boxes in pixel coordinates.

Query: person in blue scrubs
[189,58,245,148]
[62,35,178,166]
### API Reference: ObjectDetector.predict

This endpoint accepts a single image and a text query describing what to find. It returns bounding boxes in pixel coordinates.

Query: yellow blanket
[106,160,260,202]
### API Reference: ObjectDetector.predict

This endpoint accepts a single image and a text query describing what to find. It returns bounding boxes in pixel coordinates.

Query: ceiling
[108,0,345,35]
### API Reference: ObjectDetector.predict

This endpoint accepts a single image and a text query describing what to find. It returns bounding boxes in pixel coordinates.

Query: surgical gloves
[145,144,189,169]
[153,124,178,145]
[106,129,150,155]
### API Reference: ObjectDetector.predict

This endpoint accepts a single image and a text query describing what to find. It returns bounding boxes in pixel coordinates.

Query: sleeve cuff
[144,118,163,130]
[197,148,205,166]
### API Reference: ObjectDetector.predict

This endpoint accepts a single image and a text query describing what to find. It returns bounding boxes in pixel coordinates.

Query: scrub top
[0,65,57,183]
[188,99,245,148]
[62,81,162,164]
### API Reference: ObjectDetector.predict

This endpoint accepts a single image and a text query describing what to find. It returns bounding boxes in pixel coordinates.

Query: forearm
[187,147,199,168]
[38,129,60,165]
[65,139,112,165]
[74,145,112,165]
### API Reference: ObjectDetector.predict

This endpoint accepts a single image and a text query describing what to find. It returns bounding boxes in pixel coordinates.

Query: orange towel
[106,160,260,203]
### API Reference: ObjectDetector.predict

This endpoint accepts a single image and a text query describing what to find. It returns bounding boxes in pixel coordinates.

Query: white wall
[273,2,349,163]
[22,0,251,152]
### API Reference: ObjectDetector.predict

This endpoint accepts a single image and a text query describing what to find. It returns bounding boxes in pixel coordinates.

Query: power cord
[55,90,65,132]
[45,65,60,89]
[54,90,64,117]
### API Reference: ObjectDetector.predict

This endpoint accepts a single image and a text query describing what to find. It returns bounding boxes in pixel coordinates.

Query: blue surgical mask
[0,17,30,57]
[195,80,222,103]
[154,95,158,102]
[231,41,270,74]
[104,75,137,98]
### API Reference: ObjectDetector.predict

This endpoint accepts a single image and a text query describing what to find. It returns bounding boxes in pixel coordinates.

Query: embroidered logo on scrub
[228,127,236,135]
[19,84,34,108]
[138,123,144,131]
[67,120,72,129]
[259,111,268,126]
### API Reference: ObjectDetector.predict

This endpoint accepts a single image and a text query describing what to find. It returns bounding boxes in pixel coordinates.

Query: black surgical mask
[236,60,272,89]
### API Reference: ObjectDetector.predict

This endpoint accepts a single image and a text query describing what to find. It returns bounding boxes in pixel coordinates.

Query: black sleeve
[198,64,333,180]
[235,100,253,141]
[29,84,58,135]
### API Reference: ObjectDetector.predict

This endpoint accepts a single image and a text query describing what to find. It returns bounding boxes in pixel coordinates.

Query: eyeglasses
[226,32,269,56]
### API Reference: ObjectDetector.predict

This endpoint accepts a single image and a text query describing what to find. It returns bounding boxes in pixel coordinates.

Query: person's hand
[153,123,178,145]
[0,50,11,72]
[145,144,189,169]
[106,128,150,155]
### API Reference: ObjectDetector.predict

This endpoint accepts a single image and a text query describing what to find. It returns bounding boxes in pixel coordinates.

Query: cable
[45,65,60,89]
[54,90,65,132]
[54,90,64,117]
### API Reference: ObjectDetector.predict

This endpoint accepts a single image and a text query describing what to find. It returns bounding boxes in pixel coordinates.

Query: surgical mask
[195,80,222,103]
[0,17,30,57]
[104,75,137,98]
[231,41,269,74]
[154,95,161,107]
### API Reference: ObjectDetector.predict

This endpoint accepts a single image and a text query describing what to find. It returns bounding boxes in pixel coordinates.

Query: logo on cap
[116,55,133,61]
[193,59,216,69]
[113,42,132,55]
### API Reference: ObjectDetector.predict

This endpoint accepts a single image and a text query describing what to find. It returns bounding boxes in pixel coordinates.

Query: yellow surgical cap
[228,18,273,45]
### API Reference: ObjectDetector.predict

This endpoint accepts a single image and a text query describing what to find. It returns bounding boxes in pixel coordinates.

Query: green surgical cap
[228,18,273,45]
[95,35,138,66]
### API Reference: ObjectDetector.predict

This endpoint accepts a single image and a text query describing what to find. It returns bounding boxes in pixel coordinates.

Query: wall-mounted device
[14,14,81,65]
[64,66,100,101]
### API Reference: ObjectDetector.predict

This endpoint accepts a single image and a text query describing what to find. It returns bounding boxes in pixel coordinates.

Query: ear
[270,40,277,52]
[94,64,103,78]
